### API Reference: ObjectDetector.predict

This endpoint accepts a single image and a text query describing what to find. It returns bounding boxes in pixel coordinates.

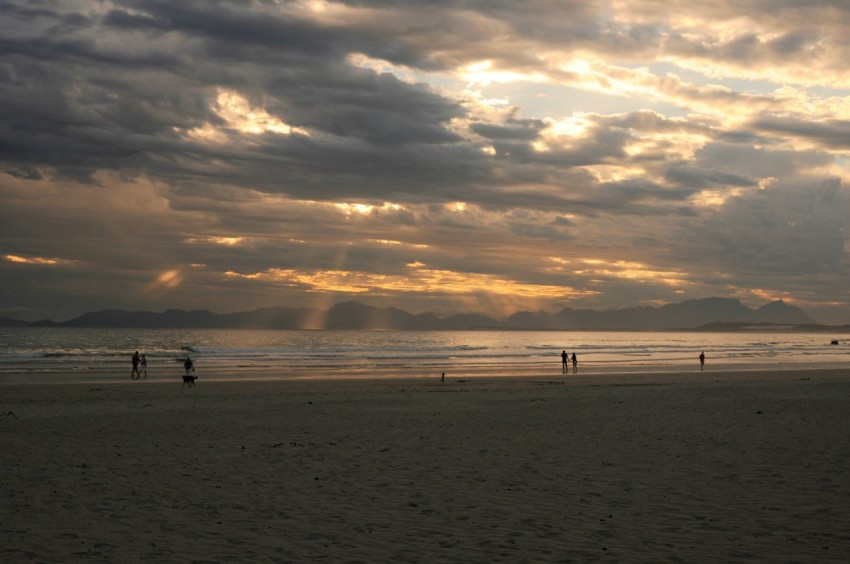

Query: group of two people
[131,351,196,379]
[130,351,147,380]
[561,350,578,373]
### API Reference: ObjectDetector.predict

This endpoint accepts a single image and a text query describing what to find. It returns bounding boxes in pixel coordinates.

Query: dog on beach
[182,374,197,387]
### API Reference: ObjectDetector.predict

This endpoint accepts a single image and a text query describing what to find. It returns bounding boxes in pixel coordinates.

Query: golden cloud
[179,89,309,144]
[575,259,690,287]
[144,270,183,294]
[225,263,586,299]
[4,254,75,266]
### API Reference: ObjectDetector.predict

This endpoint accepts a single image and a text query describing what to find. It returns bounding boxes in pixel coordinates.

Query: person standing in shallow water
[699,351,705,371]
[571,352,578,373]
[561,350,569,374]
[131,351,140,380]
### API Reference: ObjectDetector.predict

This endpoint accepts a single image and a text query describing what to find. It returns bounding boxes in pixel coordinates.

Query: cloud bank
[2,0,849,323]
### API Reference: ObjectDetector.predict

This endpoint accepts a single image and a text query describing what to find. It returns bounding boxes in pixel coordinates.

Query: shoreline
[2,362,849,386]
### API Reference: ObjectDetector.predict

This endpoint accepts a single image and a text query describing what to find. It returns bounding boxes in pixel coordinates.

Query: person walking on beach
[571,352,578,373]
[699,351,705,371]
[182,357,197,388]
[131,351,141,380]
[561,350,569,374]
[140,354,147,379]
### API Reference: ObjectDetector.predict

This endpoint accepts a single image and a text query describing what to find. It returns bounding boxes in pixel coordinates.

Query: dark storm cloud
[594,111,713,136]
[751,116,850,150]
[596,178,697,205]
[664,165,757,190]
[3,0,669,189]
[0,0,484,198]
[685,178,847,276]
[695,143,833,179]
[706,32,821,65]
[0,0,815,210]
[470,117,546,142]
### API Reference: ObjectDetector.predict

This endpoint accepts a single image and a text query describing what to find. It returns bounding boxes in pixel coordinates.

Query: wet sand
[2,369,850,562]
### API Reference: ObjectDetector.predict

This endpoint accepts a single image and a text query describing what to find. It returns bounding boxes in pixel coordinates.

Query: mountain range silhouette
[1,297,833,330]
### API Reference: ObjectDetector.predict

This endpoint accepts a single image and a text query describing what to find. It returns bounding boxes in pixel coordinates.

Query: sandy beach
[2,369,850,562]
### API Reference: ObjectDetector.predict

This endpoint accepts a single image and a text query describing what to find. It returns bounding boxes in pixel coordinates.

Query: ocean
[1,327,849,382]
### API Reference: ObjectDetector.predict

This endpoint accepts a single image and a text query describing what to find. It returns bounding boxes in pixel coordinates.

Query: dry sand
[2,369,850,562]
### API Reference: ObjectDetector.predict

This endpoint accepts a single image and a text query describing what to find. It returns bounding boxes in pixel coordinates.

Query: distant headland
[2,298,847,331]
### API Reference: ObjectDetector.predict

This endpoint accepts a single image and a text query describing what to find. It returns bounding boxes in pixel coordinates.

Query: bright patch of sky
[472,81,688,119]
[364,56,690,120]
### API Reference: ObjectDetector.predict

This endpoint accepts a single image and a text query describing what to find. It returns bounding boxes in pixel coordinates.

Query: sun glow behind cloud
[335,202,404,218]
[186,236,247,247]
[460,60,550,86]
[750,288,798,304]
[691,188,745,208]
[214,90,308,136]
[182,90,309,143]
[143,270,183,295]
[573,259,689,287]
[368,239,429,249]
[4,254,72,266]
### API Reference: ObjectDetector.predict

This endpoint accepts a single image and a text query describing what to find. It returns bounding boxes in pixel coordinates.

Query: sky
[2,0,850,324]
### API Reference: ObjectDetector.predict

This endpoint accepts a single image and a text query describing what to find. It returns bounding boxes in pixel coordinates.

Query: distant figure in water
[140,354,147,379]
[131,351,141,380]
[699,351,705,371]
[561,350,569,374]
[571,352,578,373]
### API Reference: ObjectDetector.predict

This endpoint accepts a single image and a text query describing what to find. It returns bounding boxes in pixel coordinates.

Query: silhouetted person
[571,352,578,373]
[140,354,147,379]
[182,357,197,387]
[561,350,568,374]
[131,351,140,380]
[699,351,705,371]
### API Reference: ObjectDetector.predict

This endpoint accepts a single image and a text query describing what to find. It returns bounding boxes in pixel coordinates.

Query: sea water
[1,327,849,381]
